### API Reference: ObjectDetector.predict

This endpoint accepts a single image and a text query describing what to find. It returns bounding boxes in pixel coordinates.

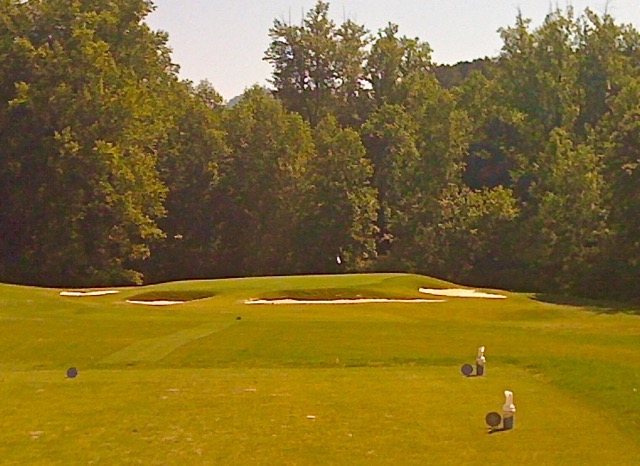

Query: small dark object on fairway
[236,316,242,320]
[66,367,78,379]
[461,364,473,376]
[485,411,502,428]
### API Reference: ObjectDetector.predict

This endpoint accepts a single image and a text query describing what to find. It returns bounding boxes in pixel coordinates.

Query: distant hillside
[226,94,243,108]
[227,86,272,108]
[434,57,495,88]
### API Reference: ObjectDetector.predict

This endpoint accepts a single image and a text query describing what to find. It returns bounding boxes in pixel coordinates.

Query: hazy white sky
[146,1,640,100]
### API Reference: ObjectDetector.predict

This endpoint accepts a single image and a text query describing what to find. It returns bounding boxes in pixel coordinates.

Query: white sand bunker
[245,298,444,305]
[60,290,120,297]
[419,288,506,299]
[126,300,186,306]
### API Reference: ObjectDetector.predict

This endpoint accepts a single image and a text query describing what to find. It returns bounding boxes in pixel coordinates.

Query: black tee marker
[461,364,473,376]
[485,411,502,428]
[66,367,78,379]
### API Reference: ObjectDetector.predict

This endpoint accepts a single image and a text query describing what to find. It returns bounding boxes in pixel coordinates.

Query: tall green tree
[454,71,525,191]
[415,185,519,283]
[522,129,605,292]
[575,10,640,135]
[404,75,470,200]
[366,23,432,106]
[390,76,473,269]
[361,72,472,271]
[141,80,228,282]
[218,87,314,276]
[295,115,378,272]
[497,8,582,164]
[0,0,176,286]
[591,78,640,296]
[361,104,420,253]
[264,1,370,126]
[331,19,371,126]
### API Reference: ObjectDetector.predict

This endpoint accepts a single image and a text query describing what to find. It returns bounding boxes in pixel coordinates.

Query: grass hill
[0,273,638,464]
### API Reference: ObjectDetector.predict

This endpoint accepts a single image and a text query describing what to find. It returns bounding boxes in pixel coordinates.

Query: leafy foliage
[2,1,640,299]
[295,115,378,272]
[0,0,174,286]
[217,87,315,276]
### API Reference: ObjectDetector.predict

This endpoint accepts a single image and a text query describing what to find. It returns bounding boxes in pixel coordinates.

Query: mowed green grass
[0,273,638,465]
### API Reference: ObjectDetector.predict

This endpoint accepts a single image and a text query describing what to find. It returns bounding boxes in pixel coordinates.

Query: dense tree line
[1,1,639,299]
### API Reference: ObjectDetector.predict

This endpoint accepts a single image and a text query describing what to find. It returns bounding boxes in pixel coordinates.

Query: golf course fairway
[0,273,638,464]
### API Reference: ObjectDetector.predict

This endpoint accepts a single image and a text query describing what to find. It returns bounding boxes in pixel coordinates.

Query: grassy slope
[0,273,638,465]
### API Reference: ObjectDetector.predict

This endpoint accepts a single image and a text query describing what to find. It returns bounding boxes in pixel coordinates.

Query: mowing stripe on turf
[99,321,235,364]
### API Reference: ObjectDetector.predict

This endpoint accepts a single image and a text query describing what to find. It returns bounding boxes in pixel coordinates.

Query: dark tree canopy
[2,1,640,300]
[0,0,175,286]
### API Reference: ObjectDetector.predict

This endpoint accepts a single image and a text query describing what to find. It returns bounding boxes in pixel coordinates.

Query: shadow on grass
[532,293,640,317]
[127,290,216,302]
[487,428,512,435]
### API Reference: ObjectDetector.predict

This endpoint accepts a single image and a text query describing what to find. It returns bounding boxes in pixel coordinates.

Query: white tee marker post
[476,346,486,376]
[502,390,516,429]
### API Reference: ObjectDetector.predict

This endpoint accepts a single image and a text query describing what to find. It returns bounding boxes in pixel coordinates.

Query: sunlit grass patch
[0,367,638,465]
[0,273,639,464]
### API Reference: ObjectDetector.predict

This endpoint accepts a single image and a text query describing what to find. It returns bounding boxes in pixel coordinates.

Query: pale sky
[146,1,640,100]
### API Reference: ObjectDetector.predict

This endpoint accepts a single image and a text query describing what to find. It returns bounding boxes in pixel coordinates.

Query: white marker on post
[476,346,486,376]
[502,390,516,429]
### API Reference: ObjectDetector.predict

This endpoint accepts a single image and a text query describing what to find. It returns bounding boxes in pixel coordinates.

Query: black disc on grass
[485,412,502,427]
[236,316,242,320]
[66,367,78,379]
[461,364,473,376]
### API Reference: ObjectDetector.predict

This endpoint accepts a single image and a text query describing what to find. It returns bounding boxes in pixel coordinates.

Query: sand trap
[245,298,444,305]
[126,300,186,306]
[419,288,506,299]
[60,290,120,297]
